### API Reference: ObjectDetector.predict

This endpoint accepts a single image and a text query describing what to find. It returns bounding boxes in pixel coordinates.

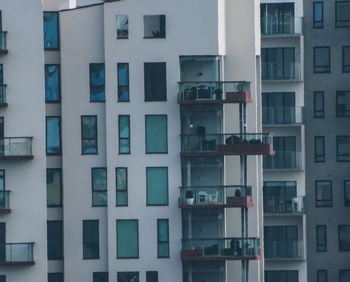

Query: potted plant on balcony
[185,190,194,205]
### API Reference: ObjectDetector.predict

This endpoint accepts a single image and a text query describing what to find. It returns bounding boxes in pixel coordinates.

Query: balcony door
[264,225,298,258]
[263,92,295,124]
[261,3,294,34]
[263,181,296,213]
[0,223,4,262]
[262,48,295,80]
[273,136,296,168]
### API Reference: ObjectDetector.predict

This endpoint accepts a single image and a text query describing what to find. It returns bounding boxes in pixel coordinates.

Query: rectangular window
[336,1,350,27]
[314,47,330,73]
[337,136,350,161]
[116,167,128,206]
[316,225,327,251]
[118,115,130,154]
[263,136,297,169]
[45,64,60,102]
[147,167,168,206]
[145,115,167,153]
[81,115,98,154]
[317,270,327,282]
[336,91,350,117]
[260,3,295,35]
[0,276,5,282]
[47,220,63,260]
[117,272,139,282]
[339,225,350,251]
[90,63,105,102]
[343,47,350,72]
[262,92,296,125]
[315,136,325,162]
[46,117,61,155]
[315,181,332,207]
[144,15,166,38]
[344,181,350,206]
[116,15,128,39]
[314,91,324,118]
[83,220,99,259]
[117,220,138,258]
[157,219,169,258]
[263,181,297,213]
[92,168,107,207]
[340,270,350,282]
[146,271,158,282]
[313,2,324,28]
[264,226,298,259]
[48,273,63,282]
[93,272,108,282]
[43,12,59,50]
[144,63,167,101]
[265,270,298,282]
[46,168,62,207]
[117,63,129,102]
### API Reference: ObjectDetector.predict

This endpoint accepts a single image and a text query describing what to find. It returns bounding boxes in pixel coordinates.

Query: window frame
[315,136,325,162]
[83,219,100,259]
[335,1,350,28]
[47,220,63,260]
[157,219,169,258]
[315,180,332,207]
[46,116,62,156]
[117,63,130,102]
[146,167,169,206]
[314,46,331,73]
[46,168,62,207]
[316,225,327,252]
[89,63,105,103]
[145,114,168,154]
[339,225,350,251]
[45,64,61,103]
[116,167,128,207]
[81,115,98,155]
[91,167,107,207]
[337,135,350,162]
[313,2,324,28]
[116,219,139,259]
[317,270,327,282]
[43,11,60,50]
[314,91,325,118]
[143,15,166,39]
[343,46,350,72]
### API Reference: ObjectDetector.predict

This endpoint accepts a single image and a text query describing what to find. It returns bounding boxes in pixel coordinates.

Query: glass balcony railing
[0,191,10,210]
[264,240,304,259]
[261,16,303,36]
[262,106,304,125]
[178,81,250,102]
[263,151,302,169]
[0,137,33,158]
[0,85,7,104]
[0,243,34,264]
[262,62,302,81]
[264,196,306,214]
[180,185,252,207]
[182,238,261,259]
[0,31,7,52]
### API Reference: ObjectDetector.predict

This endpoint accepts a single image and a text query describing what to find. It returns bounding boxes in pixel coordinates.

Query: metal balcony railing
[263,151,302,169]
[262,106,304,125]
[0,191,10,210]
[264,240,305,259]
[0,137,33,158]
[261,16,303,36]
[262,62,302,81]
[0,243,34,264]
[264,196,306,214]
[0,32,7,52]
[0,85,7,104]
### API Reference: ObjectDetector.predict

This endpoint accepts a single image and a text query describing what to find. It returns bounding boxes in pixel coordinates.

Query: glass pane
[345,181,350,206]
[147,167,168,205]
[144,15,165,38]
[318,271,327,282]
[93,191,107,206]
[146,271,158,282]
[116,191,127,206]
[340,226,350,251]
[158,220,168,241]
[47,221,63,260]
[340,270,350,282]
[92,168,107,191]
[48,273,64,282]
[118,63,129,101]
[314,3,323,22]
[314,92,324,117]
[83,140,97,154]
[90,63,105,102]
[117,15,128,39]
[44,12,59,49]
[47,169,62,207]
[117,272,139,282]
[0,170,4,190]
[119,116,130,138]
[315,47,330,72]
[116,168,127,190]
[46,117,61,155]
[117,220,138,258]
[336,2,350,27]
[344,47,350,71]
[144,63,167,101]
[82,116,97,139]
[93,272,108,282]
[158,242,169,257]
[146,115,167,153]
[45,65,60,102]
[83,220,99,259]
[338,136,350,161]
[119,139,130,154]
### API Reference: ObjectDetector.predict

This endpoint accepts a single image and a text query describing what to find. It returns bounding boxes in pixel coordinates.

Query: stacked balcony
[0,137,33,160]
[264,196,306,215]
[0,243,34,265]
[0,31,7,54]
[261,16,303,37]
[264,240,305,261]
[262,106,304,126]
[0,191,10,213]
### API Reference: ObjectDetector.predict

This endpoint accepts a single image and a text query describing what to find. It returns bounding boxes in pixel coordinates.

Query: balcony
[181,238,261,261]
[264,196,306,215]
[0,137,33,160]
[181,133,274,157]
[263,151,302,170]
[179,185,253,208]
[264,240,305,260]
[262,106,304,126]
[261,16,303,37]
[0,85,7,107]
[0,191,10,213]
[262,62,302,81]
[178,81,252,104]
[0,243,34,265]
[0,32,8,54]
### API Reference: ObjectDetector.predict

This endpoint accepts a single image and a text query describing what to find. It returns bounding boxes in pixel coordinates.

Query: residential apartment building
[0,0,268,282]
[260,0,307,282]
[304,1,350,282]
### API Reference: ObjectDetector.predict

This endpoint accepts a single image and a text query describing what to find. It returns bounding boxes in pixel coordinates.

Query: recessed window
[118,115,130,154]
[344,181,350,206]
[117,63,129,102]
[46,117,61,155]
[0,276,5,282]
[43,12,59,50]
[343,47,350,72]
[144,15,166,38]
[92,168,107,207]
[46,168,62,207]
[313,2,324,28]
[144,63,167,101]
[81,115,98,154]
[265,270,298,282]
[337,136,350,161]
[336,91,350,117]
[316,225,327,251]
[47,220,63,260]
[339,225,350,251]
[93,272,108,282]
[117,220,138,258]
[117,272,139,282]
[146,271,158,282]
[147,167,168,206]
[45,64,60,102]
[90,63,105,102]
[116,167,128,206]
[315,136,325,162]
[314,91,324,118]
[145,115,167,153]
[116,15,128,39]
[336,1,350,27]
[83,220,99,259]
[314,47,330,73]
[48,273,63,282]
[157,219,169,258]
[340,270,350,282]
[315,181,332,207]
[317,270,327,282]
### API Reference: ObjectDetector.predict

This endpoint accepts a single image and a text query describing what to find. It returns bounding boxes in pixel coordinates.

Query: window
[336,1,350,27]
[316,225,327,251]
[119,115,130,154]
[261,48,296,80]
[157,219,169,258]
[144,63,167,101]
[83,220,99,259]
[339,225,350,251]
[48,273,63,282]
[317,270,327,282]
[0,276,5,282]
[336,91,350,117]
[313,2,324,28]
[93,272,108,282]
[314,47,330,73]
[116,167,128,206]
[90,63,105,102]
[344,181,350,206]
[46,117,61,155]
[46,168,62,207]
[146,271,158,282]
[117,63,129,102]
[265,270,298,282]
[147,167,168,206]
[340,270,350,282]
[315,181,332,207]
[45,64,60,102]
[315,136,325,162]
[314,91,324,118]
[117,272,139,282]
[92,168,107,207]
[337,136,350,161]
[343,47,350,72]
[263,136,297,169]
[117,220,138,258]
[264,226,298,259]
[262,92,296,124]
[263,181,297,213]
[116,15,128,39]
[261,3,295,35]
[43,12,59,49]
[81,116,98,154]
[145,115,167,153]
[47,220,63,260]
[144,15,166,38]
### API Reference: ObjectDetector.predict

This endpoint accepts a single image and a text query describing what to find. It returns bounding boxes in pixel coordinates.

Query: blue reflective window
[157,219,169,257]
[90,63,105,102]
[117,220,138,258]
[43,12,59,49]
[119,115,130,154]
[45,64,60,102]
[145,115,167,153]
[92,168,107,207]
[93,272,108,282]
[147,167,168,205]
[46,117,61,155]
[116,167,128,206]
[83,220,99,259]
[46,168,62,207]
[118,63,129,102]
[313,2,324,28]
[81,116,98,154]
[48,273,63,282]
[47,221,63,260]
